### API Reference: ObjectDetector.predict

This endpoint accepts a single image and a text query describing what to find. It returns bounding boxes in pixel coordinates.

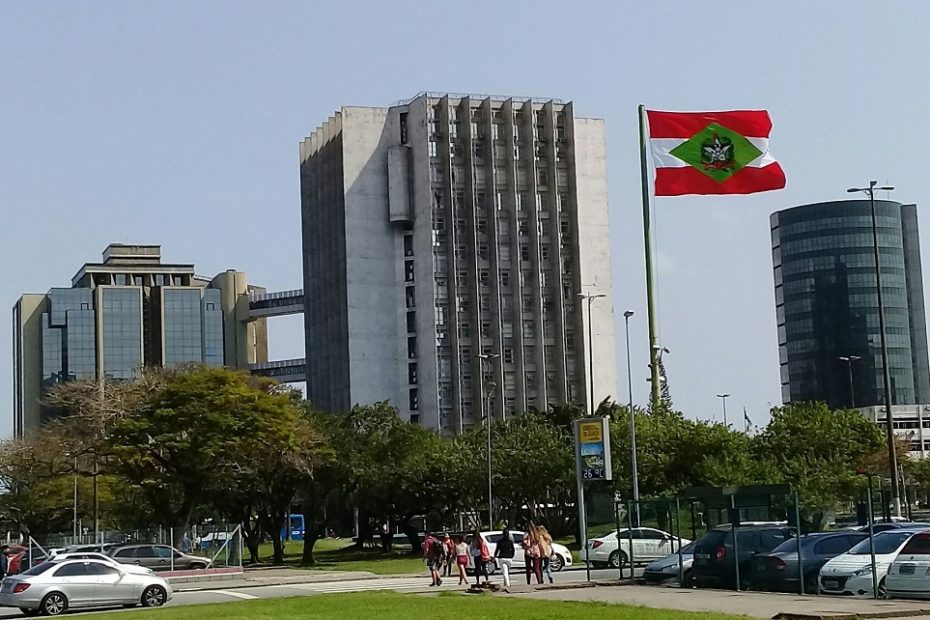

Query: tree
[753,402,883,521]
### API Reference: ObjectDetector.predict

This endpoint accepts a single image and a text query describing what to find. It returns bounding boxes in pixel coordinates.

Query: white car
[886,530,930,599]
[582,527,690,569]
[468,530,573,573]
[819,529,926,597]
[52,552,155,577]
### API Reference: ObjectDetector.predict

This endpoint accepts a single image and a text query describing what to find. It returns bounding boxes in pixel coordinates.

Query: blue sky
[3,1,930,436]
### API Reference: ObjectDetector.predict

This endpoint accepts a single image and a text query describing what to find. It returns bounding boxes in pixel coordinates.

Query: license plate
[696,553,710,560]
[822,579,839,589]
[901,564,916,575]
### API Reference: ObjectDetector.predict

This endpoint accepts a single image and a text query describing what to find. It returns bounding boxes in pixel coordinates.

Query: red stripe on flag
[647,110,773,139]
[654,163,786,196]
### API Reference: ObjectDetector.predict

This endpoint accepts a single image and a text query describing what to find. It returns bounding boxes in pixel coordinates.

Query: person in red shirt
[423,533,444,586]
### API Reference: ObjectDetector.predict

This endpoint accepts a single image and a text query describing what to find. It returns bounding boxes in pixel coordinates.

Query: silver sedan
[0,559,172,616]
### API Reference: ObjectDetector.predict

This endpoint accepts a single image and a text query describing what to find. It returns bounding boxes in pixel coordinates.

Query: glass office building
[13,244,268,433]
[771,200,930,409]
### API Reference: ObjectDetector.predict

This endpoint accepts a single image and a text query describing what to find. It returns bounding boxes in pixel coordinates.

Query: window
[408,363,418,384]
[759,529,792,549]
[641,529,668,540]
[408,336,417,359]
[400,112,408,144]
[53,562,89,577]
[404,234,414,257]
[504,348,514,364]
[814,536,857,556]
[501,271,510,287]
[406,287,416,308]
[405,261,415,282]
[154,546,173,559]
[520,245,530,262]
[406,311,416,333]
[479,270,490,286]
[114,548,134,558]
[478,244,489,259]
[409,388,419,411]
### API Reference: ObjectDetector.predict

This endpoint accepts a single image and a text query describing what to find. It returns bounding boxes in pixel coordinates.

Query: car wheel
[142,585,168,608]
[550,555,565,572]
[608,550,628,569]
[39,592,67,617]
[190,562,208,570]
[682,569,694,588]
[590,561,607,569]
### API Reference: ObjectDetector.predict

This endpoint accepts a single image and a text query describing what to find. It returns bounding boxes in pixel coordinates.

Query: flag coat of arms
[646,109,786,196]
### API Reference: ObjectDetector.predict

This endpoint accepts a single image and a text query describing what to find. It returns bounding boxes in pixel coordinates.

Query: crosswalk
[268,577,449,595]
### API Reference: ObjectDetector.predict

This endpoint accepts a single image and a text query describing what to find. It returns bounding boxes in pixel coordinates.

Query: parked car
[51,552,155,576]
[860,522,930,534]
[7,544,48,574]
[583,528,690,569]
[0,559,171,616]
[61,543,122,555]
[643,541,696,586]
[751,531,868,593]
[465,531,573,574]
[886,530,930,599]
[819,528,928,597]
[692,524,796,590]
[108,544,211,571]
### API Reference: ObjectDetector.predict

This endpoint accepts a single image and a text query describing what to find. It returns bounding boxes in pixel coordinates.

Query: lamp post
[716,393,731,427]
[477,352,500,529]
[623,311,641,524]
[578,293,607,416]
[838,355,862,408]
[847,180,900,517]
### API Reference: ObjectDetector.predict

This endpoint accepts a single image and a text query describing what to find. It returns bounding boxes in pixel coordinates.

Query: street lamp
[716,393,731,427]
[477,352,500,529]
[623,310,641,524]
[838,355,862,408]
[578,293,607,416]
[848,180,900,517]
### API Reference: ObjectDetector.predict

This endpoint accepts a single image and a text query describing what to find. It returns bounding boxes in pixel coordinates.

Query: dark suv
[693,524,796,590]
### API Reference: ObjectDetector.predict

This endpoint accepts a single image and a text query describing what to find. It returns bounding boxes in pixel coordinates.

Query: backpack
[427,537,444,560]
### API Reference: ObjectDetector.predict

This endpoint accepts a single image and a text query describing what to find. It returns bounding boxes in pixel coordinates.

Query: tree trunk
[301,532,319,565]
[271,531,284,565]
[399,519,420,554]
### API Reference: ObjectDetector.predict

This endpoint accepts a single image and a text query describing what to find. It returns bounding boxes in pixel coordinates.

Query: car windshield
[20,561,56,576]
[848,531,913,555]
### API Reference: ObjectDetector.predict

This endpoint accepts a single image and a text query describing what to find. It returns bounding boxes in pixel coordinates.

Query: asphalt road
[0,566,650,616]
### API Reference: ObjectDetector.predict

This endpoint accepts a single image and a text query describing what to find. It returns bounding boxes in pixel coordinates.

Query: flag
[646,109,786,196]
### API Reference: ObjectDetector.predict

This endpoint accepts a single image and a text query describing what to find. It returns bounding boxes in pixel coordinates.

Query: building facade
[771,200,930,409]
[13,244,268,435]
[300,92,616,434]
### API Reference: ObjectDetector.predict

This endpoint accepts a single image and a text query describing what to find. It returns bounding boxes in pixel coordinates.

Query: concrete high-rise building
[300,92,616,434]
[13,244,269,435]
[771,200,930,410]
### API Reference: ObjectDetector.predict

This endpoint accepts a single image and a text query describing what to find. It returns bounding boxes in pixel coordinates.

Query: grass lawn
[83,591,748,619]
[254,538,426,575]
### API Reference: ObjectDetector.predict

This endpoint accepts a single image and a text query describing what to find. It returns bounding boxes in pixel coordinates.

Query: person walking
[522,524,543,584]
[454,535,470,585]
[470,530,491,586]
[0,546,9,580]
[442,533,455,577]
[494,527,516,590]
[423,533,444,587]
[538,525,554,584]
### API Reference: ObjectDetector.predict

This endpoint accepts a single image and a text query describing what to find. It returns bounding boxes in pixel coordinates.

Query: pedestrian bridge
[249,358,306,384]
[249,289,304,318]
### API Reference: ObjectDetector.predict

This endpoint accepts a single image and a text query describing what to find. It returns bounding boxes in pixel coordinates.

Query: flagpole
[638,104,661,409]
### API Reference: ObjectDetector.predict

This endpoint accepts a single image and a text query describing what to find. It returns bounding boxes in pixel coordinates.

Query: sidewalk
[171,567,408,591]
[517,584,930,619]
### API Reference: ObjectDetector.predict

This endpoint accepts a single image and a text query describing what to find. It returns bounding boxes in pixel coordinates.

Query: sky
[3,1,930,437]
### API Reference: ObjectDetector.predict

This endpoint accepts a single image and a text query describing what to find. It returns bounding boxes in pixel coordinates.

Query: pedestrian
[538,525,554,584]
[0,546,9,579]
[180,532,192,554]
[454,535,470,585]
[522,524,543,584]
[380,521,393,553]
[494,527,516,590]
[442,533,455,577]
[469,530,491,585]
[423,533,444,587]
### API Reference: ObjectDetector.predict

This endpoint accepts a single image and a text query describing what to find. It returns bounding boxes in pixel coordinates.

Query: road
[0,566,642,616]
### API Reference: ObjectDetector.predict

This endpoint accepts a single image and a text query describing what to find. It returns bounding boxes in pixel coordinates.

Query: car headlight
[852,566,873,577]
[661,564,679,573]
